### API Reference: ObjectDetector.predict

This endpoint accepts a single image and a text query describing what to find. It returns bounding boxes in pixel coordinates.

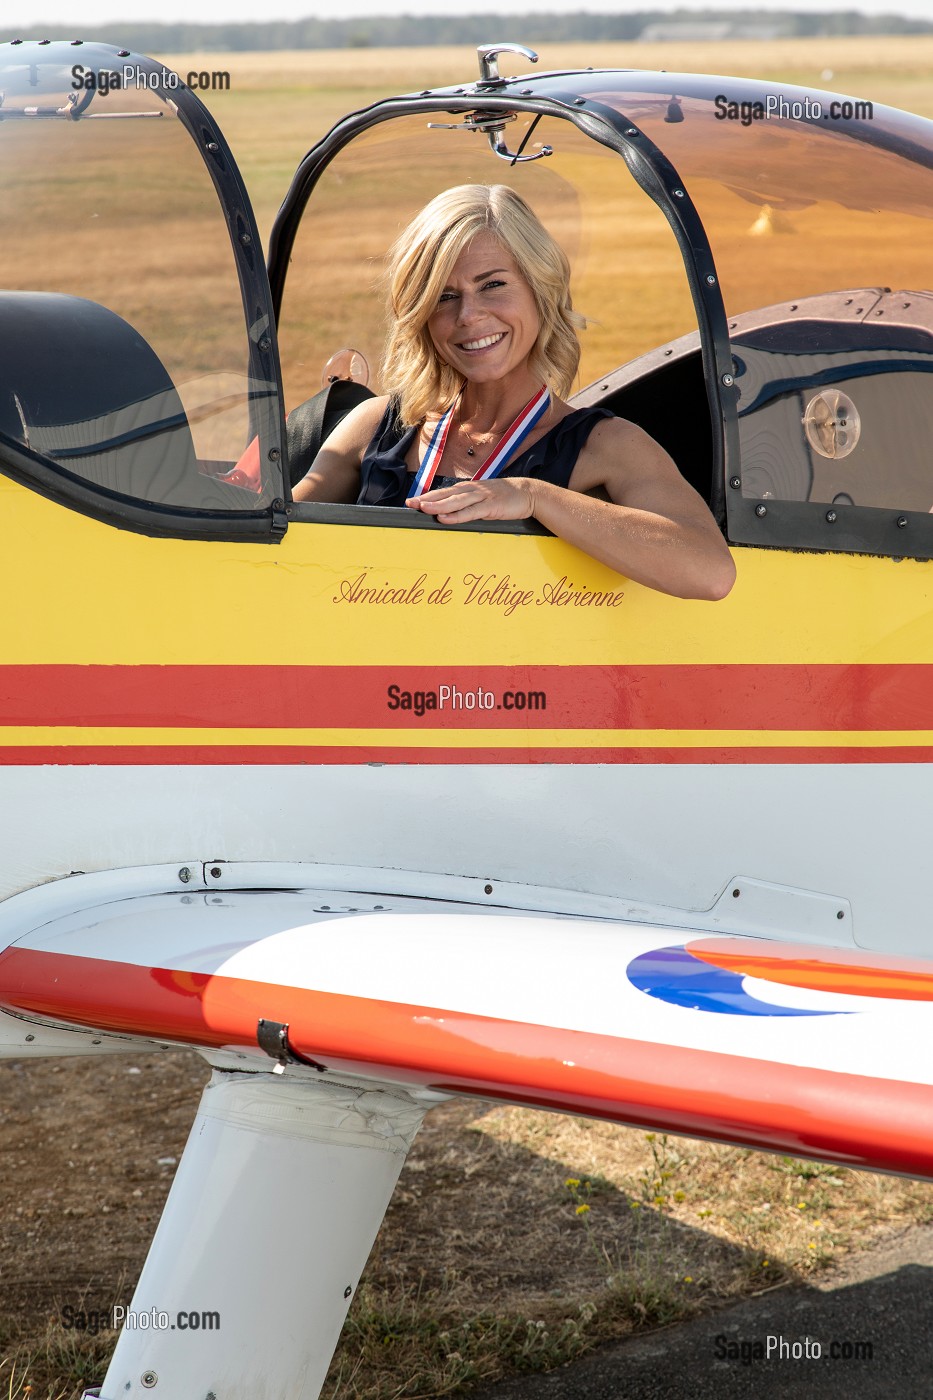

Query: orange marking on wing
[689,938,933,1001]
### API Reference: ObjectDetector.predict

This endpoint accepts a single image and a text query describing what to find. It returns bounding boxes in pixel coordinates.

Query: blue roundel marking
[626,945,841,1017]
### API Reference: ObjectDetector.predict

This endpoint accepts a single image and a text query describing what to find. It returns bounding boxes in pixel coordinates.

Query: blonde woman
[293,184,735,601]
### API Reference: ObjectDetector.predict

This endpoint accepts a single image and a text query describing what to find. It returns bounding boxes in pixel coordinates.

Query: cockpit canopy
[3,40,933,553]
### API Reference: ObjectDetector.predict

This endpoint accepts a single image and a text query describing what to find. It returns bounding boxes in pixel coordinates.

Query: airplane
[1,34,932,1399]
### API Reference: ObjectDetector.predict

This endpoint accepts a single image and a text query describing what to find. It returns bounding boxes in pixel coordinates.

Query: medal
[407,385,551,500]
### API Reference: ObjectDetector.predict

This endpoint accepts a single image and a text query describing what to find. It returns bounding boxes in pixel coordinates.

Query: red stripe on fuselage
[1,745,933,765]
[0,947,931,1179]
[1,664,933,731]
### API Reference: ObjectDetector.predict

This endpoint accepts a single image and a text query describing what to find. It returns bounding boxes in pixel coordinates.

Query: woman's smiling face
[427,231,541,387]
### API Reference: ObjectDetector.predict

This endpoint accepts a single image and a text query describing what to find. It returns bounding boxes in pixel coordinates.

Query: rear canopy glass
[0,43,279,510]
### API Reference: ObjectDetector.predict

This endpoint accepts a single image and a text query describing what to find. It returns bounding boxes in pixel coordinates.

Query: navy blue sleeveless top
[356,399,615,508]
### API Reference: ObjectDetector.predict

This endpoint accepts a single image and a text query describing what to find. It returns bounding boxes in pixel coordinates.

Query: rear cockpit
[0,42,285,536]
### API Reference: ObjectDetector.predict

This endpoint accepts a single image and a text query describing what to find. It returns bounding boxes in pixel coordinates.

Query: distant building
[638,21,784,41]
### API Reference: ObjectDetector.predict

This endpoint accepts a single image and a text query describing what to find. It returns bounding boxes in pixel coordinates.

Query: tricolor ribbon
[407,384,551,500]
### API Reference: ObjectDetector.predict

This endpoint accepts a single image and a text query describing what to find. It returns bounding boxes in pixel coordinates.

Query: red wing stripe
[1,948,932,1179]
[2,664,933,731]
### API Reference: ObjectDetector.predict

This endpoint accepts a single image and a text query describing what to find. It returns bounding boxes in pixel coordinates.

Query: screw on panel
[484,884,494,895]
[672,188,685,199]
[118,49,130,56]
[826,510,838,523]
[240,232,252,246]
[574,97,586,105]
[755,504,767,517]
[38,39,51,45]
[268,447,281,461]
[141,1374,158,1389]
[837,910,845,919]
[897,516,908,528]
[721,373,734,386]
[178,867,192,883]
[521,88,533,95]
[344,1285,352,1298]
[706,274,716,285]
[25,1034,34,1042]
[210,866,222,879]
[729,476,741,489]
[258,336,271,351]
[206,141,219,152]
[625,127,638,135]
[732,888,741,897]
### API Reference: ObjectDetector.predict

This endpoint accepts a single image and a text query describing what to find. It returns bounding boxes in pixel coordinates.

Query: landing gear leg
[89,1068,427,1399]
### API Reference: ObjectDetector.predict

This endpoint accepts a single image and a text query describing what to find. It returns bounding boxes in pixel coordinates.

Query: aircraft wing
[1,886,931,1178]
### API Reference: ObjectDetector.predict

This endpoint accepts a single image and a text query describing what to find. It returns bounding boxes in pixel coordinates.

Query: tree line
[4,10,932,51]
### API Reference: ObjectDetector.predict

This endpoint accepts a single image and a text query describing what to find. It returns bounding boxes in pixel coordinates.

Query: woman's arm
[406,416,736,601]
[291,395,390,504]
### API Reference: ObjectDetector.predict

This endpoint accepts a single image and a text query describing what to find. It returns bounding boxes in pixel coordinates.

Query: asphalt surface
[470,1224,933,1399]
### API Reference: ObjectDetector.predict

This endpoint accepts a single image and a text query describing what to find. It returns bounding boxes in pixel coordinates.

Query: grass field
[2,34,933,1400]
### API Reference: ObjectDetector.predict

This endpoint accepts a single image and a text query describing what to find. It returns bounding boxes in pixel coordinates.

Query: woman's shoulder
[531,400,614,457]
[360,395,423,458]
[554,401,616,434]
[349,393,395,437]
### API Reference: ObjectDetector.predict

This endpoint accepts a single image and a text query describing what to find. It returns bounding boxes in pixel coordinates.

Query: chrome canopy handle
[476,43,539,86]
[471,44,553,163]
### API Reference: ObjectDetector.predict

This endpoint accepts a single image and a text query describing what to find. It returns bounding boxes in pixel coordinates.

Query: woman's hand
[406,476,539,524]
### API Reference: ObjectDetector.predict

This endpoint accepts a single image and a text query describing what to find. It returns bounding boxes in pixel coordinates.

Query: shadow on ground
[469,1224,933,1399]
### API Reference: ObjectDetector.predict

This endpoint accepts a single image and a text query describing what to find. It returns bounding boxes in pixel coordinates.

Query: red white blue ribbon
[407,384,551,500]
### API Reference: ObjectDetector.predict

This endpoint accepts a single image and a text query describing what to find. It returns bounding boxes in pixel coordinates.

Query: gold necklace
[458,400,498,458]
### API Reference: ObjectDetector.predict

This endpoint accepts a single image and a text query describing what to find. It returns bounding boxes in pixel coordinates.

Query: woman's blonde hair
[382,185,584,426]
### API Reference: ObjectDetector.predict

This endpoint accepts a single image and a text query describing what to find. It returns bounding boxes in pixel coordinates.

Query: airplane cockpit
[3,40,933,562]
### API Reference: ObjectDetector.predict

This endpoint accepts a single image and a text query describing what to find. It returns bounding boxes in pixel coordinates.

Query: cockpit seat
[0,290,203,507]
[286,378,375,489]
